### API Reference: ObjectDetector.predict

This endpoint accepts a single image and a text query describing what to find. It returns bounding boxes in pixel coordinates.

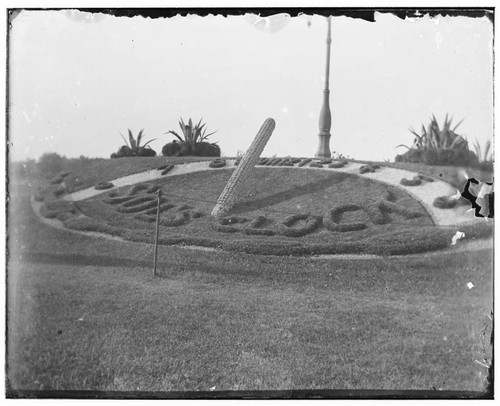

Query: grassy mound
[61,167,494,256]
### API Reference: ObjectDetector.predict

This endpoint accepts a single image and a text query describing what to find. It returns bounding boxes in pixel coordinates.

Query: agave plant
[120,129,156,150]
[163,118,220,157]
[111,129,157,158]
[166,118,217,146]
[397,114,467,151]
[473,139,493,163]
[395,115,479,167]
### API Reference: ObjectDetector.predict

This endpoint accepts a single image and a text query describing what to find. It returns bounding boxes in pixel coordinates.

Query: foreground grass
[7,180,494,394]
[7,248,493,393]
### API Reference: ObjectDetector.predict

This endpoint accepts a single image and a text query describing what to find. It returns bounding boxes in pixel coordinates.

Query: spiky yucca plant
[163,118,220,157]
[395,115,478,167]
[166,118,217,147]
[111,129,157,158]
[397,114,467,151]
[473,139,493,163]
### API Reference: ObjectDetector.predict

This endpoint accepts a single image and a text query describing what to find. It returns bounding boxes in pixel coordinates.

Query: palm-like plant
[111,129,157,158]
[397,114,467,151]
[395,114,479,167]
[473,139,493,163]
[119,129,156,151]
[163,118,220,157]
[166,118,217,147]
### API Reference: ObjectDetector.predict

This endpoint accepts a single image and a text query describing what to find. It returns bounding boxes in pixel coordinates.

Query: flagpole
[315,16,332,158]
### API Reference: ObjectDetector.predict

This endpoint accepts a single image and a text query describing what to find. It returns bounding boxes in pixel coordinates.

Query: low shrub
[162,142,182,157]
[161,164,175,175]
[324,205,369,232]
[244,215,276,236]
[278,214,323,237]
[396,148,478,167]
[328,161,347,169]
[298,158,312,167]
[121,195,155,207]
[160,211,190,227]
[118,199,159,214]
[213,216,248,233]
[360,165,378,174]
[50,176,64,185]
[103,195,136,205]
[258,158,270,165]
[433,196,457,209]
[400,176,422,187]
[53,185,66,197]
[243,227,276,236]
[248,215,267,228]
[219,216,249,225]
[418,174,435,182]
[95,181,114,190]
[318,158,332,165]
[142,202,175,215]
[309,162,323,168]
[209,158,226,168]
[127,183,151,196]
[267,158,282,166]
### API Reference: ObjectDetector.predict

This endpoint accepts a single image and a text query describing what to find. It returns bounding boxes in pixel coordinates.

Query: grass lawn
[62,156,214,193]
[6,176,494,395]
[60,166,492,256]
[7,248,493,393]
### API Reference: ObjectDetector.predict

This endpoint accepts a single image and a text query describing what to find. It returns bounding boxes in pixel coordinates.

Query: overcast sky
[8,9,493,162]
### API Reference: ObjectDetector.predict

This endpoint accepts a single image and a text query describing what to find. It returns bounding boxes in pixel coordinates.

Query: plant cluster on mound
[111,129,157,158]
[395,115,479,167]
[162,118,220,157]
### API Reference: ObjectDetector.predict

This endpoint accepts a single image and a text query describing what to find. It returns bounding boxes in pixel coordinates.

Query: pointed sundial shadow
[230,172,349,215]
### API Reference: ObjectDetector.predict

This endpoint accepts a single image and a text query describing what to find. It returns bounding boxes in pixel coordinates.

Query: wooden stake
[153,189,161,277]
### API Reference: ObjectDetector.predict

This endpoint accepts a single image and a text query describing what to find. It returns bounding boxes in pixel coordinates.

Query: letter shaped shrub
[324,204,369,232]
[278,214,323,237]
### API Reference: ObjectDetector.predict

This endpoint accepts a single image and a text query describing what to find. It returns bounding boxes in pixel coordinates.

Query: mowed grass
[7,248,493,393]
[7,180,494,394]
[63,156,213,193]
[70,167,493,256]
